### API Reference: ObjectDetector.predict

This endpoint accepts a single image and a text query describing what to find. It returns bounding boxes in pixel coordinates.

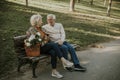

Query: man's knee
[64,42,74,50]
[60,45,68,50]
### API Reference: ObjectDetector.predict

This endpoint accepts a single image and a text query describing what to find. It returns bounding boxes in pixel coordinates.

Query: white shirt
[42,23,65,42]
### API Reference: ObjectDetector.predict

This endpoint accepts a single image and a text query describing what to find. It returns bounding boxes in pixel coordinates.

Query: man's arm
[60,23,65,42]
[42,25,59,34]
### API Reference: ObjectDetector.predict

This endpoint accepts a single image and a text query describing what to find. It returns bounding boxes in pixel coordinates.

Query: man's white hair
[47,14,56,20]
[30,14,42,26]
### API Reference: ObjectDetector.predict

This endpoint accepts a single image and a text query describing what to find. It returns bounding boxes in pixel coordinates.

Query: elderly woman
[26,14,73,78]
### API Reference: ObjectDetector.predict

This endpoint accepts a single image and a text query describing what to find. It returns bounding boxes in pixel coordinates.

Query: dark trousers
[40,42,63,69]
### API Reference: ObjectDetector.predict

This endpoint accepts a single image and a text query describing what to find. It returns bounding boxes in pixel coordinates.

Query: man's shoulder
[55,23,62,26]
[55,23,63,28]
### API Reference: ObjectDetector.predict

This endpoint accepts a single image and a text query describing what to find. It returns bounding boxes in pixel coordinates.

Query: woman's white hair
[30,14,42,26]
[47,14,56,20]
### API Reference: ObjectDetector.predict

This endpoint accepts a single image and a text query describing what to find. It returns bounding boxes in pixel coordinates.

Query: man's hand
[58,40,63,45]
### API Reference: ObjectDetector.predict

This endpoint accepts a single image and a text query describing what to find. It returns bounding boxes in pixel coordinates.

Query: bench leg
[18,64,21,72]
[32,61,39,78]
[17,59,23,72]
[17,58,29,72]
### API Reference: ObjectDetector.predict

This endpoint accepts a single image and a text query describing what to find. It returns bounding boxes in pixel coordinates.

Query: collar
[48,23,56,27]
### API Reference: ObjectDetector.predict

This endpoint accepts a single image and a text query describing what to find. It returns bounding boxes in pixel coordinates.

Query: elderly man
[42,14,86,71]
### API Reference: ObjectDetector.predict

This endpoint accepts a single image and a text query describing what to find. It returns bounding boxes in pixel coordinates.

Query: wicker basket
[25,44,40,57]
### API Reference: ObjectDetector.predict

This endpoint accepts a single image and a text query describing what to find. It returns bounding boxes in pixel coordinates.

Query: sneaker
[74,64,86,72]
[65,67,74,72]
[63,60,73,68]
[51,71,63,78]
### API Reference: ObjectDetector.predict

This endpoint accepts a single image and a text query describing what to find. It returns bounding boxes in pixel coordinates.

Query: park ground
[0,0,120,79]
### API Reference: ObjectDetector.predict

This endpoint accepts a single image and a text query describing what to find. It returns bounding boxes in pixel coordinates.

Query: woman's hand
[26,31,31,37]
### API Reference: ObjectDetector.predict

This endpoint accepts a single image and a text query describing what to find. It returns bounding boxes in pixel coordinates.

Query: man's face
[47,17,55,26]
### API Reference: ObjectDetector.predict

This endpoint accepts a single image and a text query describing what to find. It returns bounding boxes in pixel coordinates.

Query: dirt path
[1,39,120,80]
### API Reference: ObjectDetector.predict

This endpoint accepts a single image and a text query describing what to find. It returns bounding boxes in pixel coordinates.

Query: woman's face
[37,19,43,27]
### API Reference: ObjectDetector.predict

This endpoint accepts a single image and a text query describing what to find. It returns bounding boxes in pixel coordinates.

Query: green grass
[0,0,120,78]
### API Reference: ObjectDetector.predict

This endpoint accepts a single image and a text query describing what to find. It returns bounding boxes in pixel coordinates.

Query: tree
[104,0,107,6]
[107,0,112,16]
[69,0,75,11]
[77,0,80,3]
[26,0,28,6]
[90,0,93,5]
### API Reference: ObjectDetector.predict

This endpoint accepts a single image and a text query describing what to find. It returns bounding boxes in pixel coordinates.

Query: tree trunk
[90,0,93,5]
[77,0,80,3]
[26,0,28,6]
[69,0,75,11]
[107,0,112,16]
[104,0,107,6]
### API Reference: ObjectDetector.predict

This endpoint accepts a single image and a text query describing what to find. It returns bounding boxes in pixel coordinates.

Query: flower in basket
[24,32,42,47]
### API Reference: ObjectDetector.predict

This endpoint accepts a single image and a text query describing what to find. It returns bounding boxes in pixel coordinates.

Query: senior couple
[26,14,86,78]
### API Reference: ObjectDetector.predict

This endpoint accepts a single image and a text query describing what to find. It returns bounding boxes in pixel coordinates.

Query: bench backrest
[13,35,27,57]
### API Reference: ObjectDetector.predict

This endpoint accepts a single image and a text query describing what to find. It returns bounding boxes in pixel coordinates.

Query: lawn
[0,0,120,78]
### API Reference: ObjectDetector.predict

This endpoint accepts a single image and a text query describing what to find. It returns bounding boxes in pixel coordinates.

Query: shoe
[63,60,73,68]
[51,71,63,78]
[74,64,86,72]
[65,67,74,72]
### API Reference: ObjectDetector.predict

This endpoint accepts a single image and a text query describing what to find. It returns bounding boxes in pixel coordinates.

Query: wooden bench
[13,35,79,78]
[13,35,49,78]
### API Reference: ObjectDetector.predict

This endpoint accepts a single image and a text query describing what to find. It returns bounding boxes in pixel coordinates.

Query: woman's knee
[49,50,56,56]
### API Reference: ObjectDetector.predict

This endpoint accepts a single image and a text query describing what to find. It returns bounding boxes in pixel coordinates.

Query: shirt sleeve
[26,27,32,38]
[42,25,59,34]
[60,23,65,41]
